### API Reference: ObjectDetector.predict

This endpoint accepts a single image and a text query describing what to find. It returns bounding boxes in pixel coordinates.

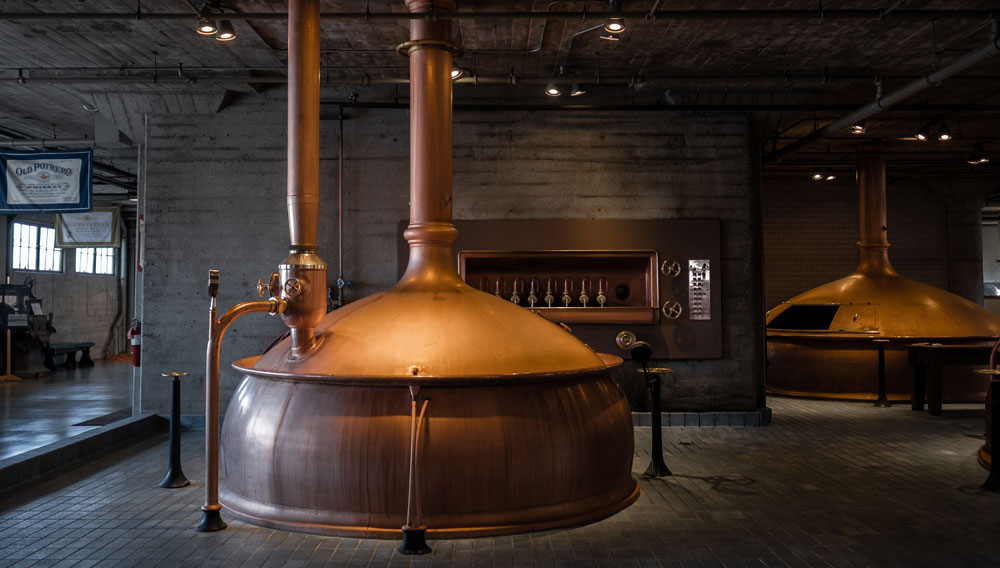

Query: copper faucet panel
[458,250,659,324]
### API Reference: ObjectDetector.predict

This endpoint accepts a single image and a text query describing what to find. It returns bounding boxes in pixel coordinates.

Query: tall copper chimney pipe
[399,0,461,283]
[280,0,327,355]
[856,151,895,276]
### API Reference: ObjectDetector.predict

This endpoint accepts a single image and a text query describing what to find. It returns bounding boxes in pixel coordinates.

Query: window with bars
[75,247,116,275]
[10,221,63,272]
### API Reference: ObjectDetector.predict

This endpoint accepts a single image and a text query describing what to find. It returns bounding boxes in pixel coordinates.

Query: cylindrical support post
[642,367,673,477]
[984,377,999,491]
[159,372,190,488]
[873,339,892,408]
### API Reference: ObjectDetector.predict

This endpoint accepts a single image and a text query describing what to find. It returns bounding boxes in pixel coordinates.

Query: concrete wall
[140,96,760,415]
[762,177,949,310]
[2,213,121,355]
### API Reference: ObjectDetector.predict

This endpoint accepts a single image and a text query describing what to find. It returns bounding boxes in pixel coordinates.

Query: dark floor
[0,360,132,460]
[0,394,998,567]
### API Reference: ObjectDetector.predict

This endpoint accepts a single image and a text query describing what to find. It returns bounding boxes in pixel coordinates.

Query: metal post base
[398,525,431,555]
[643,459,673,478]
[195,508,228,532]
[159,469,190,489]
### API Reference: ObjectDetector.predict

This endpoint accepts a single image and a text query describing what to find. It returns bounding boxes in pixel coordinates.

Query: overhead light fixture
[850,119,866,135]
[196,17,217,35]
[937,122,952,141]
[915,123,930,141]
[967,144,990,165]
[545,83,562,97]
[450,66,465,80]
[604,17,625,33]
[215,19,236,41]
[570,83,586,97]
[82,103,99,113]
[599,31,621,41]
[811,171,824,181]
[825,173,837,181]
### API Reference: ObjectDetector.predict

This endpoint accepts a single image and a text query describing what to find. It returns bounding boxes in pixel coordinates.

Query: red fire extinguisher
[128,319,141,367]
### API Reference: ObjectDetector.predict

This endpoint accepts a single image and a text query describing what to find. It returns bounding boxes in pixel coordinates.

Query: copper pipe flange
[396,39,464,57]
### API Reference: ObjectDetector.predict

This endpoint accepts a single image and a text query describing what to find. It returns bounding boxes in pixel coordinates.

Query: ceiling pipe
[767,19,1000,163]
[9,72,1000,89]
[0,9,994,22]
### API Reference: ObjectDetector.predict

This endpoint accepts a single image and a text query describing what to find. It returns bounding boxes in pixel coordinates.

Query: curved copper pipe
[201,272,285,530]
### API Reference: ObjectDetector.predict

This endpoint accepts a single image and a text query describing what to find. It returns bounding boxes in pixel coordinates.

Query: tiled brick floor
[1,397,998,567]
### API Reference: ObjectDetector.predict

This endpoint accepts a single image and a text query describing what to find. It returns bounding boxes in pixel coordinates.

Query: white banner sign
[56,207,120,247]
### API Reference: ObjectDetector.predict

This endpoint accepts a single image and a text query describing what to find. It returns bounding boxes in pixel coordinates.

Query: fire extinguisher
[128,319,141,367]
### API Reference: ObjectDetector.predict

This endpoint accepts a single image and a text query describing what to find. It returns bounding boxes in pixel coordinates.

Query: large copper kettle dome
[249,250,609,378]
[207,0,638,539]
[766,152,1000,400]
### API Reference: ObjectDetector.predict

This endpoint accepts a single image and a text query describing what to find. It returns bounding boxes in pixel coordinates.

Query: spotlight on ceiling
[450,66,465,80]
[967,144,990,165]
[215,19,236,41]
[545,83,562,97]
[915,123,930,141]
[196,17,217,35]
[850,119,867,135]
[937,123,952,141]
[811,171,824,181]
[604,17,625,33]
[570,83,586,97]
[825,173,837,181]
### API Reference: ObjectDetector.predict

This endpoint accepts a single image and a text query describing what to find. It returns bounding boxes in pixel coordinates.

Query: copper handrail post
[197,269,285,532]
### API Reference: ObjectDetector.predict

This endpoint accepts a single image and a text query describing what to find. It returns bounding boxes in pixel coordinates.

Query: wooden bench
[44,342,96,371]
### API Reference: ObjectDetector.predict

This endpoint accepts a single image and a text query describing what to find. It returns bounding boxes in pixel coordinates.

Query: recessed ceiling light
[604,17,625,33]
[196,17,217,35]
[545,83,561,96]
[215,20,236,41]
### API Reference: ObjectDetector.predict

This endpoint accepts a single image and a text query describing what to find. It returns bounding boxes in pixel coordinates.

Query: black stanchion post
[643,365,673,478]
[160,372,191,489]
[984,377,1000,491]
[873,339,892,408]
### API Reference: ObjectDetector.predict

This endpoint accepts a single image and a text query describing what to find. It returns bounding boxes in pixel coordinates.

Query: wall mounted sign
[0,149,93,213]
[56,206,120,247]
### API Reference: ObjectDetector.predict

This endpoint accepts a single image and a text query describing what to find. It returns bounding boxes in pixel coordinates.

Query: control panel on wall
[402,219,723,358]
[459,250,659,324]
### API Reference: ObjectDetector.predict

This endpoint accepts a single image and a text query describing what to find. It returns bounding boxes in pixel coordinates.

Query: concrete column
[934,181,992,305]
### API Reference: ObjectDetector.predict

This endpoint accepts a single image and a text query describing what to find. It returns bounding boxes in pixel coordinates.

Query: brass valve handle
[661,260,682,278]
[662,300,683,320]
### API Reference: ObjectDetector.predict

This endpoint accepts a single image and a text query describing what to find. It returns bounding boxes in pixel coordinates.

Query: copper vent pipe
[400,0,461,281]
[856,151,896,276]
[287,0,320,251]
[279,0,327,355]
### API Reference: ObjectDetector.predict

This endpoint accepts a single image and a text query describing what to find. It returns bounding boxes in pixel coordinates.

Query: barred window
[11,221,63,272]
[76,247,116,275]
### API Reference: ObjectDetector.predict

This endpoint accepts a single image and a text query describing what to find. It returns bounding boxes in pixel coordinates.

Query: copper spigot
[511,277,523,305]
[528,278,539,307]
[579,277,591,307]
[562,278,573,307]
[597,278,608,307]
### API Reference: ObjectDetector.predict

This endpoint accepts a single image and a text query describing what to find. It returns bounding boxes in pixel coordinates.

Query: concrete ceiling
[2,0,999,186]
